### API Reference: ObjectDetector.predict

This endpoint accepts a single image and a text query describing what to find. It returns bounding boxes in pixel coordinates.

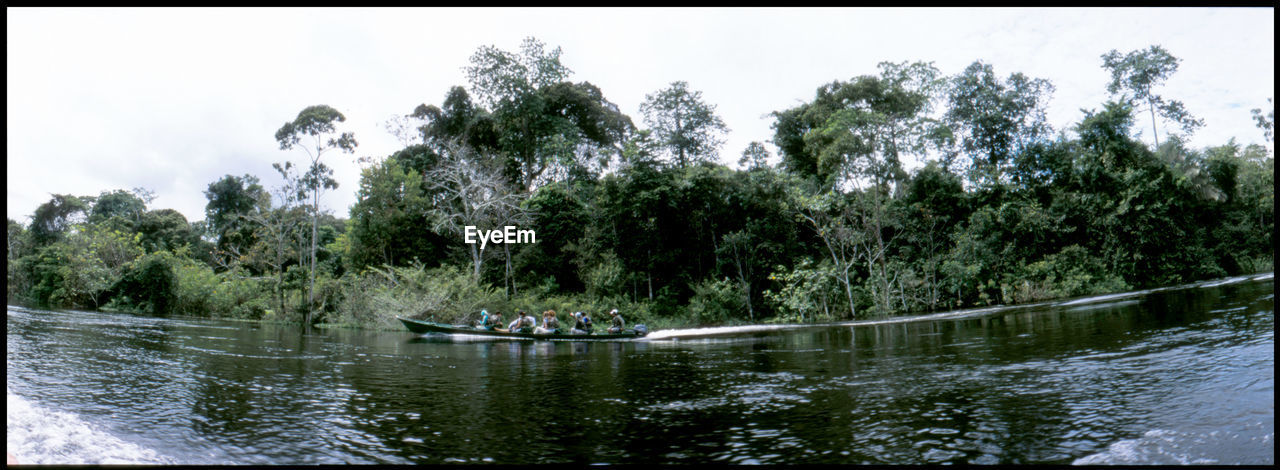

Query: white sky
[7,7,1274,226]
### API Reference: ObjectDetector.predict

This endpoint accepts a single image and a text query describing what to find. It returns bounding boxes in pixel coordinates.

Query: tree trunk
[1149,100,1160,149]
[275,227,287,321]
[730,240,754,322]
[503,243,513,298]
[842,269,856,319]
[647,248,654,300]
[309,205,317,326]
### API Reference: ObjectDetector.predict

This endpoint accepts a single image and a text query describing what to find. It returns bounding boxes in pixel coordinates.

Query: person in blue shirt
[479,310,505,331]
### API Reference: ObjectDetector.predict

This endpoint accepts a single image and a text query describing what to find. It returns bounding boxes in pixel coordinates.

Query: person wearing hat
[607,308,625,334]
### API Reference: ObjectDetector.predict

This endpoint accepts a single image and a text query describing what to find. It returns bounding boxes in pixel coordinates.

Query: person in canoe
[504,311,524,332]
[607,309,625,334]
[571,311,594,335]
[535,310,561,334]
[512,310,536,334]
[485,311,506,331]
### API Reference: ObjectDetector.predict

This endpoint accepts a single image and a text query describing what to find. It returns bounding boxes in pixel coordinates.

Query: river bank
[41,271,1274,337]
[8,273,1272,464]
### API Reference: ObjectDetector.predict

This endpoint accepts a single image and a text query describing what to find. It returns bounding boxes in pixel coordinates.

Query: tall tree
[135,209,198,253]
[424,140,528,281]
[243,161,310,321]
[945,61,1055,188]
[739,141,771,170]
[346,156,446,270]
[275,104,357,325]
[465,37,572,110]
[89,189,147,225]
[1101,45,1204,148]
[772,62,945,191]
[411,86,501,164]
[1252,97,1274,143]
[802,62,944,191]
[639,81,729,168]
[776,61,944,311]
[30,194,90,247]
[788,189,863,319]
[463,38,633,191]
[204,174,268,270]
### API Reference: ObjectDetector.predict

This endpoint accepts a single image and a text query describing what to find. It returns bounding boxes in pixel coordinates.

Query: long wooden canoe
[397,317,646,341]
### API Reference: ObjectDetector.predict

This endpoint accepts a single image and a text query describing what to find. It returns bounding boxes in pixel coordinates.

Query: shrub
[108,251,178,315]
[209,271,270,320]
[687,278,745,325]
[171,257,219,316]
[764,258,848,323]
[336,263,505,329]
[1002,245,1130,304]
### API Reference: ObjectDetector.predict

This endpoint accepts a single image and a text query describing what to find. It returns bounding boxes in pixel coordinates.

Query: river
[6,273,1273,464]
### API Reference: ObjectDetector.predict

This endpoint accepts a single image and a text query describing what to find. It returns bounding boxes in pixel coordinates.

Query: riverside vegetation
[7,40,1274,331]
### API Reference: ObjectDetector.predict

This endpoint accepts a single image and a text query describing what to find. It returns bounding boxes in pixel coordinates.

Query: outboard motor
[633,324,648,337]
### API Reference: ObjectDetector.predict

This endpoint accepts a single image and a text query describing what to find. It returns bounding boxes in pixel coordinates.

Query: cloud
[6,7,1274,225]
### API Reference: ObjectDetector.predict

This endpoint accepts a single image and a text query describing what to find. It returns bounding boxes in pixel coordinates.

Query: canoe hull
[397,317,643,341]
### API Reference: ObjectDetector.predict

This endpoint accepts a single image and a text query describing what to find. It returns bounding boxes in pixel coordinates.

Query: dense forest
[7,39,1274,330]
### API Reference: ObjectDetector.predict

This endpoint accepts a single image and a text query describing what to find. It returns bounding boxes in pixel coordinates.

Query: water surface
[6,273,1273,464]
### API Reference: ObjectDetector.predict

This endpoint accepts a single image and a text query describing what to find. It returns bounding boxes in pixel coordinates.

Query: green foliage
[8,44,1273,334]
[204,174,268,265]
[30,194,90,246]
[336,263,505,329]
[514,182,590,292]
[945,61,1055,188]
[135,209,199,254]
[165,259,269,319]
[739,141,771,170]
[89,189,147,225]
[462,37,632,190]
[13,225,141,309]
[76,224,144,276]
[687,277,746,325]
[7,219,34,303]
[17,243,74,307]
[108,251,178,315]
[776,62,945,191]
[275,105,357,154]
[639,81,729,167]
[1251,98,1273,141]
[1001,245,1129,304]
[764,258,849,323]
[578,250,625,299]
[411,87,499,157]
[465,37,572,109]
[1100,45,1204,146]
[41,242,110,308]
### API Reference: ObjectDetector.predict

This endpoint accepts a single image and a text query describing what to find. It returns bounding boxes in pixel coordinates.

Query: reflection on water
[6,274,1273,464]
